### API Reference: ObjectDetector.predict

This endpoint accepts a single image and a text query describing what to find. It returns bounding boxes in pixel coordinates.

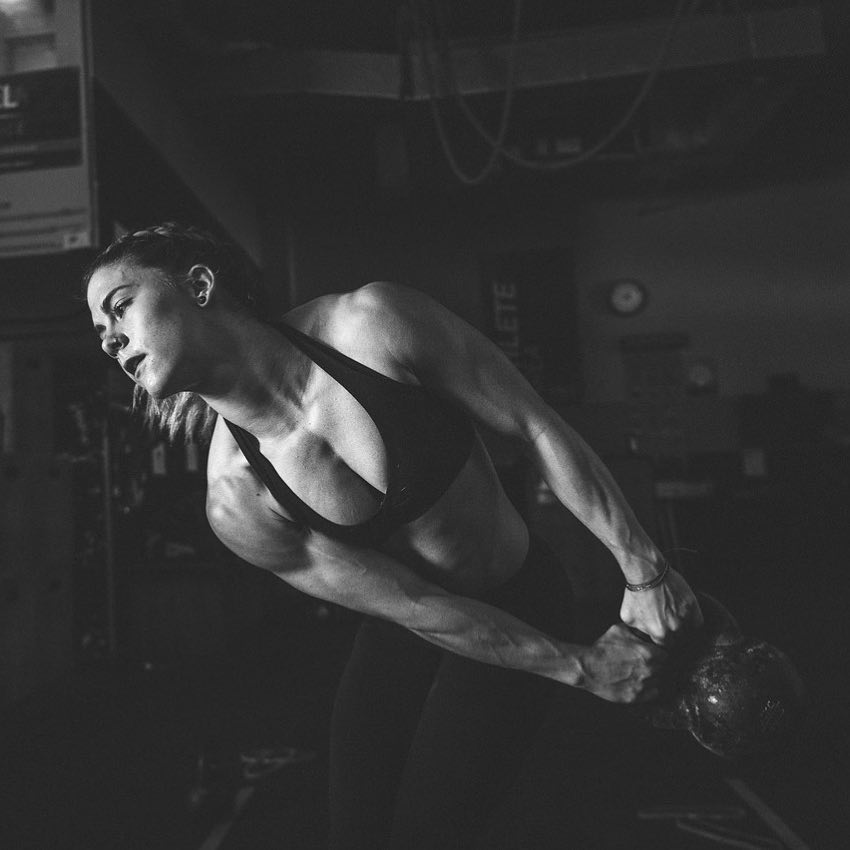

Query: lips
[122,354,145,377]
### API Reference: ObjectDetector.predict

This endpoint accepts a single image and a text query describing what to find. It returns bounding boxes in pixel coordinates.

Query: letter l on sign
[1,84,20,110]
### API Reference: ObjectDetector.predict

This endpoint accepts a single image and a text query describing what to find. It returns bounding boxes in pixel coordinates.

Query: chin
[150,377,200,401]
[139,367,177,400]
[145,383,180,402]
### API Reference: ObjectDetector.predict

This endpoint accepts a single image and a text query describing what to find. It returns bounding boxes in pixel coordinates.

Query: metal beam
[184,6,825,103]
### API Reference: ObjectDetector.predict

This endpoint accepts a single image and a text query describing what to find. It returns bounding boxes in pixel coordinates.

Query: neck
[196,317,305,437]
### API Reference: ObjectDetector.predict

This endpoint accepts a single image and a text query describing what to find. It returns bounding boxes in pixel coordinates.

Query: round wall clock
[607,279,648,316]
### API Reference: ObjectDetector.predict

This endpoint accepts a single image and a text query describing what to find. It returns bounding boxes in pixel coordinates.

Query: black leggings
[328,535,574,849]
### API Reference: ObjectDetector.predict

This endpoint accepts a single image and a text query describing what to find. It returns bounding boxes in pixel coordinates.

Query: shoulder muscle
[333,282,554,441]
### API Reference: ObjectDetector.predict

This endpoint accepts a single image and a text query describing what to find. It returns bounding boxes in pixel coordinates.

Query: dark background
[2,2,849,848]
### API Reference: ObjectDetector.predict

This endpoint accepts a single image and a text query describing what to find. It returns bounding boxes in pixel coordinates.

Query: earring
[197,294,208,306]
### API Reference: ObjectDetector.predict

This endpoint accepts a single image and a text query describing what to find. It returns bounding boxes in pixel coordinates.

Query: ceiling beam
[183,6,825,103]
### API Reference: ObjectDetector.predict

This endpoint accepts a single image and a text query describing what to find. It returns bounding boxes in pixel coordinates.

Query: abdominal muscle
[379,439,530,597]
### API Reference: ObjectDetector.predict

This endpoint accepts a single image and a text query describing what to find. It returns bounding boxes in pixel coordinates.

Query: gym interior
[1,2,848,848]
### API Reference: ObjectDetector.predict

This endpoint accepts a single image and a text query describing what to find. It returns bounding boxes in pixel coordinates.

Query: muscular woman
[84,223,702,849]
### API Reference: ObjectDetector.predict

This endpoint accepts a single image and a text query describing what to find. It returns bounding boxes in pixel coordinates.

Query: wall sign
[480,249,582,400]
[0,68,83,173]
[0,0,95,257]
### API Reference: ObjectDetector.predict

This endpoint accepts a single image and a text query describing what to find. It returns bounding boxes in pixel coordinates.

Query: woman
[85,223,701,848]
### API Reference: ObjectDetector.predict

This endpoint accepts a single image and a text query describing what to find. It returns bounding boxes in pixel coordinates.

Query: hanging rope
[415,0,695,181]
[413,0,524,185]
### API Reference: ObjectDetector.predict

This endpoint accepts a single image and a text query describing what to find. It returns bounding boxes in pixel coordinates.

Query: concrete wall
[283,202,577,327]
[285,207,495,323]
[284,173,850,402]
[576,176,850,400]
[90,1,263,266]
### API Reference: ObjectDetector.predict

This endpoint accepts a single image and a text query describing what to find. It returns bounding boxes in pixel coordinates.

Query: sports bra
[224,322,476,546]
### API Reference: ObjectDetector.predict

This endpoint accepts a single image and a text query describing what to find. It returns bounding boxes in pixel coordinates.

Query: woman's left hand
[619,567,704,646]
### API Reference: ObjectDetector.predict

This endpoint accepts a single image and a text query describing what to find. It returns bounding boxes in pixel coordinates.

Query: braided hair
[83,222,269,444]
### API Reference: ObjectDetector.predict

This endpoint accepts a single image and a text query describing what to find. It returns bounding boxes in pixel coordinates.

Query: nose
[101,331,127,358]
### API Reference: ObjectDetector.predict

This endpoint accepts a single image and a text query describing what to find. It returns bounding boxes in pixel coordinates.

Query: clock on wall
[606,278,648,316]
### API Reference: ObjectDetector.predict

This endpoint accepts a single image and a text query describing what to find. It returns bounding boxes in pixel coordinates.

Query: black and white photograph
[1,2,847,848]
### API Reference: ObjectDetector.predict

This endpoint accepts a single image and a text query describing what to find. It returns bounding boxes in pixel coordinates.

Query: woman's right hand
[577,624,667,704]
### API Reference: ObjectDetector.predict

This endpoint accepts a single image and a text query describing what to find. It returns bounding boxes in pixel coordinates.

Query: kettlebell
[649,593,807,759]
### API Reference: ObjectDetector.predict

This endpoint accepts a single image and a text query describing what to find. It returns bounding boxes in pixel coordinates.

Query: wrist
[547,642,586,688]
[625,558,670,592]
[618,551,668,586]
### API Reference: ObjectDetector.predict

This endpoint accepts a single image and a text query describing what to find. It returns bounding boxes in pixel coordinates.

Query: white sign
[0,0,95,257]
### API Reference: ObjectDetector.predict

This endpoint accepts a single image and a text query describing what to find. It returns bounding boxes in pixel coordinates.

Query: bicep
[206,473,447,628]
[206,476,309,573]
[206,417,311,572]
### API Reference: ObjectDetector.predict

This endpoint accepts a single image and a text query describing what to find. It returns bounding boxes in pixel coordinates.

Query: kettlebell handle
[624,591,742,648]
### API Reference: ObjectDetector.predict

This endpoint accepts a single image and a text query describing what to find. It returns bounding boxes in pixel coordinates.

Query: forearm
[530,416,665,584]
[406,591,585,686]
[404,593,667,706]
[282,538,587,687]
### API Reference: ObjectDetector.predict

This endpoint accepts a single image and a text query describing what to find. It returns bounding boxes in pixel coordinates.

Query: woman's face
[87,262,209,399]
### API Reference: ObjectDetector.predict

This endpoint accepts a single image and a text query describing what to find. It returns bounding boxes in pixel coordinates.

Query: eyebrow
[92,284,135,332]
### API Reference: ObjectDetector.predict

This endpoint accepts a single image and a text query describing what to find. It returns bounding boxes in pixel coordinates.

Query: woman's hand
[576,624,667,704]
[619,567,704,647]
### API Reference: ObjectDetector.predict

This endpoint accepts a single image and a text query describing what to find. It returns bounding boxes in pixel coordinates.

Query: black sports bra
[224,322,476,546]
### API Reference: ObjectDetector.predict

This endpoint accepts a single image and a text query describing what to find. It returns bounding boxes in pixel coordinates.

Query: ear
[186,264,216,306]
